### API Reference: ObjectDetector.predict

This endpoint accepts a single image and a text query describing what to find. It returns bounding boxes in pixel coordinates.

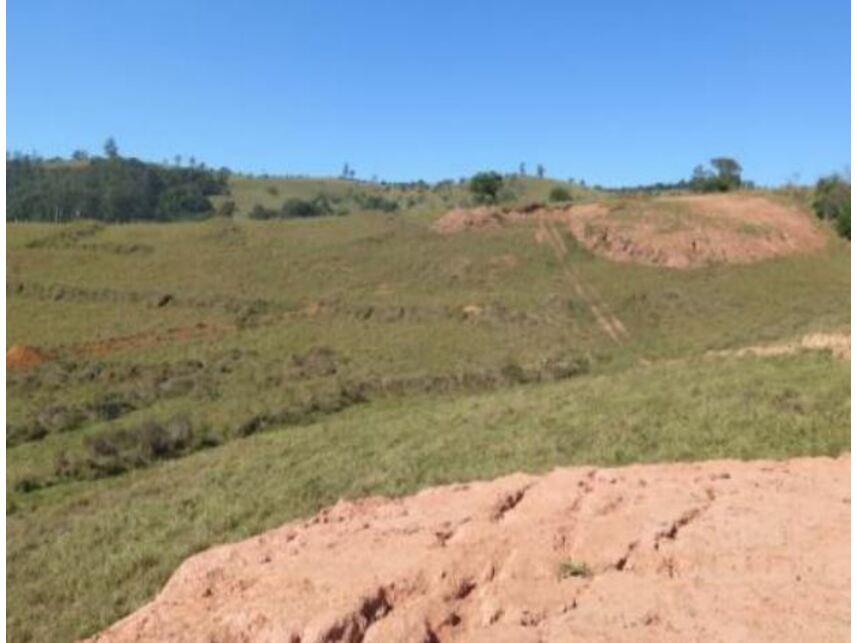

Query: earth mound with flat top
[433,194,829,268]
[88,455,850,642]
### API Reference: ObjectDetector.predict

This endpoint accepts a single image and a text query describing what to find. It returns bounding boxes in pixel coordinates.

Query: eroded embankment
[433,194,830,268]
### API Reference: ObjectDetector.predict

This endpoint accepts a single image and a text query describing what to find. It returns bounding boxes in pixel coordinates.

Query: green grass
[5,186,850,641]
[7,353,850,641]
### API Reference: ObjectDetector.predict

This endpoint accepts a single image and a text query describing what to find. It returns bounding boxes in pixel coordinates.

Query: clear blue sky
[8,0,851,186]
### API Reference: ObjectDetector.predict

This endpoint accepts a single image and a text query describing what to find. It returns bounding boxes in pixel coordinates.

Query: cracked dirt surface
[87,455,850,643]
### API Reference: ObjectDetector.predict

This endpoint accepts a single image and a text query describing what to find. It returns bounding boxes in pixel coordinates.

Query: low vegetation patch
[558,559,592,579]
[549,186,573,203]
[53,415,217,480]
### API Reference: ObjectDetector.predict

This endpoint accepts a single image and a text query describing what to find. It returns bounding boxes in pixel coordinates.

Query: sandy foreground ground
[89,455,850,642]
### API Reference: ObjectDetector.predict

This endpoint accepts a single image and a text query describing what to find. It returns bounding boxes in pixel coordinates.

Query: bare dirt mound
[88,455,850,643]
[433,202,559,235]
[434,194,828,268]
[566,194,828,268]
[6,344,50,370]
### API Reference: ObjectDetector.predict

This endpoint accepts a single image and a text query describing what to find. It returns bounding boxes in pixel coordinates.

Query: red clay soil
[6,344,50,370]
[88,455,850,643]
[565,194,829,268]
[432,206,542,234]
[433,194,829,268]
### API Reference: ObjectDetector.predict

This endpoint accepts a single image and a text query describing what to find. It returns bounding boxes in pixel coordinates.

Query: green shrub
[813,175,850,239]
[248,204,280,220]
[216,199,237,218]
[500,359,528,383]
[836,206,850,239]
[290,346,340,377]
[83,415,201,476]
[13,476,42,494]
[558,560,591,579]
[281,197,331,218]
[541,352,590,380]
[37,405,88,433]
[549,186,573,203]
[250,196,335,219]
[354,193,399,212]
[89,392,135,421]
[469,171,504,204]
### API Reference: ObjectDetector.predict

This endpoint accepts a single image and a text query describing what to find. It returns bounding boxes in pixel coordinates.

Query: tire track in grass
[537,218,629,343]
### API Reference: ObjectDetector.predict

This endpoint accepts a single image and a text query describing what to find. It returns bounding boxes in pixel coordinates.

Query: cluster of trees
[813,174,850,239]
[690,157,743,192]
[468,171,573,205]
[469,171,505,203]
[341,163,356,180]
[600,180,691,194]
[519,162,546,179]
[7,139,229,222]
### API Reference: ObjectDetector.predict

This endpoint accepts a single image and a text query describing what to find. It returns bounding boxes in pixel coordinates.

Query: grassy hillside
[215,174,596,218]
[6,191,850,641]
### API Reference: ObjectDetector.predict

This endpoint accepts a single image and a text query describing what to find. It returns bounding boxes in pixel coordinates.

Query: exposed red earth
[433,194,829,268]
[88,455,850,643]
[6,344,50,370]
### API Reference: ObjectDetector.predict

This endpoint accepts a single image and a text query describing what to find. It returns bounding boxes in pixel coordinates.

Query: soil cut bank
[89,454,850,642]
[434,194,829,268]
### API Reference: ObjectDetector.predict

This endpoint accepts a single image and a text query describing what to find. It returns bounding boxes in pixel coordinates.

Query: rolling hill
[6,184,850,641]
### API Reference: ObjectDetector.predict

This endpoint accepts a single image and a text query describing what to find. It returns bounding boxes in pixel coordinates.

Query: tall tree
[103,137,119,159]
[710,157,742,188]
[469,171,504,204]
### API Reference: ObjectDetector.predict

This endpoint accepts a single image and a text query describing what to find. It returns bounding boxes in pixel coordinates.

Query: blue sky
[8,0,850,186]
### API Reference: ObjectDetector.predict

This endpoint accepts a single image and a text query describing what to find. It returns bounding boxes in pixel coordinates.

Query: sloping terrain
[89,455,850,643]
[6,188,850,642]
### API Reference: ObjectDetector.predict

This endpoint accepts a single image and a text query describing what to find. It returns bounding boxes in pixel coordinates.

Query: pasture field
[6,181,850,641]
